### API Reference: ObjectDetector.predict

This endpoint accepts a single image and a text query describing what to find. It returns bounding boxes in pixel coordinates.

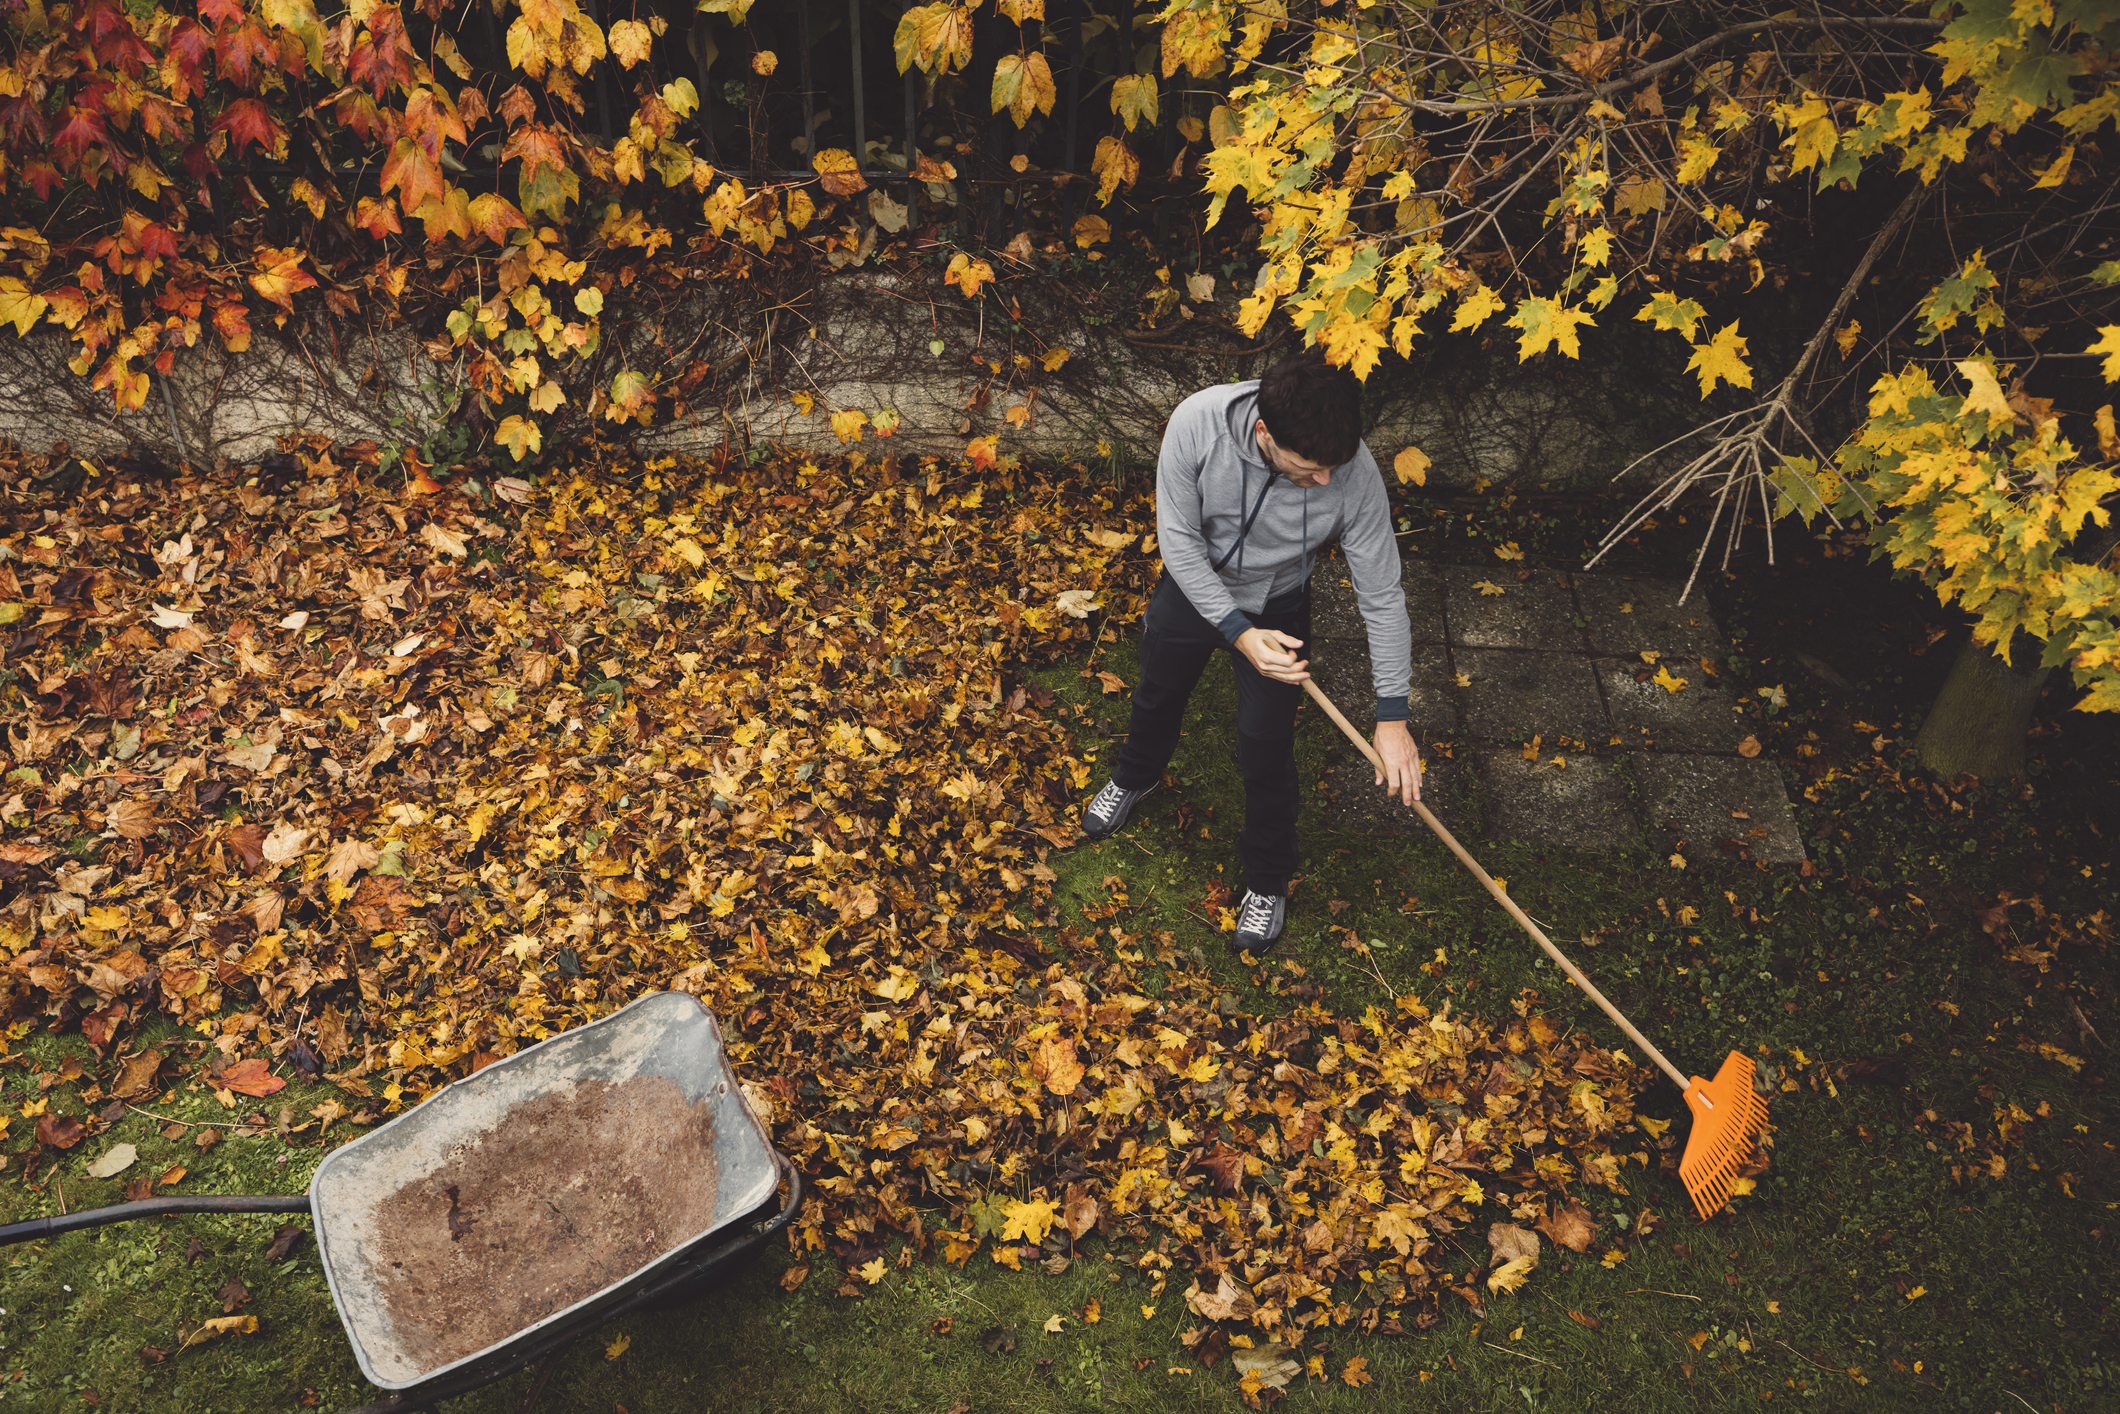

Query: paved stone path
[1307,556,1806,865]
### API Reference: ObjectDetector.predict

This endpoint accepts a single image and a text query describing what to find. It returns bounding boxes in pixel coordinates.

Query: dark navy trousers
[1111,575,1310,897]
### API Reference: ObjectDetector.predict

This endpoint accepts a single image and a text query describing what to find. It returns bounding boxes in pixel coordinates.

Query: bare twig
[1584,183,1926,597]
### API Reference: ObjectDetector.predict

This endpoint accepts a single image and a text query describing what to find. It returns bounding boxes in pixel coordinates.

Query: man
[1082,348,1422,953]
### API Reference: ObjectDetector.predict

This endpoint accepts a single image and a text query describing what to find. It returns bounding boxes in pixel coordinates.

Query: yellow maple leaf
[1638,1115,1672,1137]
[0,277,50,337]
[1342,1356,1374,1387]
[1041,346,1070,371]
[1001,1197,1057,1244]
[1112,73,1159,132]
[608,18,652,67]
[1600,1247,1628,1267]
[791,390,815,416]
[1674,135,1721,183]
[1451,283,1505,332]
[829,408,870,445]
[1394,446,1430,486]
[945,252,996,297]
[859,1256,887,1284]
[2090,325,2120,381]
[1506,296,1595,360]
[1043,1313,1066,1333]
[991,52,1057,128]
[1652,664,1690,693]
[1093,136,1140,204]
[1474,580,1506,596]
[494,414,541,462]
[1686,323,1754,397]
[1487,1255,1536,1295]
[2030,145,2074,189]
[1318,317,1386,380]
[604,1332,631,1360]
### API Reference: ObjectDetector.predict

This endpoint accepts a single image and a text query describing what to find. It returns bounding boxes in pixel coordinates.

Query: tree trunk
[1914,636,2052,781]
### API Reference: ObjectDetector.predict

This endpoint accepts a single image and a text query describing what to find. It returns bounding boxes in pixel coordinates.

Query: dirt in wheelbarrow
[369,1073,720,1371]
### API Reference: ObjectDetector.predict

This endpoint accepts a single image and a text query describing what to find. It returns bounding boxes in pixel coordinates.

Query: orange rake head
[1677,1051,1771,1221]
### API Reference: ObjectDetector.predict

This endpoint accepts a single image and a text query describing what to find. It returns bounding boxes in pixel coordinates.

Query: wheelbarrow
[0,990,802,1412]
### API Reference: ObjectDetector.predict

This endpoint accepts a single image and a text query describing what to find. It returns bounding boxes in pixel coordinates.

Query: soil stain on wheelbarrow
[367,1073,719,1371]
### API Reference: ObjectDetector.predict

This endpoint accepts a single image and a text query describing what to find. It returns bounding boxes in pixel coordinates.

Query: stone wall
[0,265,1704,491]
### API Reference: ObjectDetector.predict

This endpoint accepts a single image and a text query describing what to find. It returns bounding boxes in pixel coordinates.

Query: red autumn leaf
[82,0,157,75]
[249,246,316,310]
[348,6,417,97]
[52,106,111,167]
[197,0,245,30]
[333,89,389,144]
[353,196,404,240]
[218,1059,287,1098]
[211,298,253,352]
[500,122,570,182]
[402,86,468,151]
[380,136,447,215]
[211,97,285,158]
[20,157,64,199]
[0,93,49,148]
[213,19,279,91]
[164,20,213,98]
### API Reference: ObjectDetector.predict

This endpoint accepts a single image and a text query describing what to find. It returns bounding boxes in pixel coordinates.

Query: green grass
[5,553,2116,1413]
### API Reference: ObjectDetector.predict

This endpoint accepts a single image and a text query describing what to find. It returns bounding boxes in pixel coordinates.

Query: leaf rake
[1303,680,1769,1220]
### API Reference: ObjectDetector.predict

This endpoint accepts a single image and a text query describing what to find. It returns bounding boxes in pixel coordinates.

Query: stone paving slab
[1632,754,1806,865]
[1308,553,1805,862]
[1310,638,1458,735]
[1454,648,1607,743]
[1477,749,1643,852]
[1593,659,1748,754]
[1316,749,1477,843]
[1437,564,1583,650]
[1576,574,1727,658]
[1312,558,1448,643]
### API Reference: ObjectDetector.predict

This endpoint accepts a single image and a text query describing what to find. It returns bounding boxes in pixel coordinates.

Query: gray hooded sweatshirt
[1155,380,1412,722]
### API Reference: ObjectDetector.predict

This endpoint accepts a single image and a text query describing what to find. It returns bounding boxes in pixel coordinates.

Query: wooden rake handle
[1302,679,1692,1093]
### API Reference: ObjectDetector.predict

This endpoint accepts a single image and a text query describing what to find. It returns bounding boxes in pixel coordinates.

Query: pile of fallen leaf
[688,921,1659,1371]
[0,436,1667,1383]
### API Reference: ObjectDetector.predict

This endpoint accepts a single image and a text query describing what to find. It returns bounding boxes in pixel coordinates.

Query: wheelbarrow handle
[0,1193,312,1248]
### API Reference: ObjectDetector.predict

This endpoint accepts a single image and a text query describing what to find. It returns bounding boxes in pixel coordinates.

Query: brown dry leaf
[1537,1198,1599,1253]
[0,443,1662,1349]
[107,798,158,840]
[36,1112,87,1149]
[113,1049,166,1100]
[1488,1221,1541,1268]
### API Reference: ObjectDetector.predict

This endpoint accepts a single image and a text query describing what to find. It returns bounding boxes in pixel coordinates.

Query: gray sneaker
[1233,890,1287,952]
[1082,779,1152,838]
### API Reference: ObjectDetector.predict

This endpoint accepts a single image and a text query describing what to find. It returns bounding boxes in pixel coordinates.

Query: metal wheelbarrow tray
[1,991,802,1413]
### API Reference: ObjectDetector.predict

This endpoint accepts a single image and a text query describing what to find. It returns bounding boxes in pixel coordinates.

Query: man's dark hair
[1256,347,1363,467]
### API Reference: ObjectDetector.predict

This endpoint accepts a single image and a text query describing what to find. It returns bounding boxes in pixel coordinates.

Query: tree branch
[1777,181,1927,403]
[1390,15,1948,115]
